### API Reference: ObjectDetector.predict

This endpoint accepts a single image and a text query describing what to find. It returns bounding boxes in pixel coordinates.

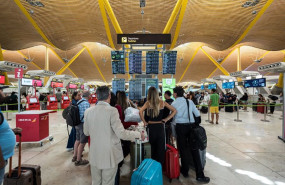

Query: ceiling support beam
[207,48,238,78]
[84,46,107,83]
[56,47,86,75]
[48,47,78,78]
[98,0,115,49]
[170,0,188,49]
[163,0,183,33]
[17,51,42,70]
[178,46,202,83]
[237,47,242,81]
[200,47,230,76]
[44,46,49,85]
[276,53,285,88]
[0,44,10,85]
[13,0,56,48]
[237,47,241,71]
[103,0,123,34]
[229,0,275,48]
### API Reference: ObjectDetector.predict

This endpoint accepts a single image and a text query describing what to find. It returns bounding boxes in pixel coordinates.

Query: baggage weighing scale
[15,110,54,146]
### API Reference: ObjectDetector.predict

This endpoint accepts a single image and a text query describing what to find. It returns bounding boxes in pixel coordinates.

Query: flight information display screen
[111,51,125,74]
[146,51,159,74]
[32,79,43,87]
[145,79,159,96]
[111,51,124,60]
[201,85,204,90]
[69,84,77,89]
[129,51,142,74]
[244,78,266,88]
[222,82,235,89]
[208,84,217,89]
[163,51,177,74]
[129,79,142,100]
[112,79,125,94]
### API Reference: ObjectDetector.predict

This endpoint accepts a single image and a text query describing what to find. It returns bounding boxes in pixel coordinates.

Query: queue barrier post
[243,101,249,112]
[234,102,242,122]
[261,103,270,122]
[5,104,12,121]
[205,105,210,122]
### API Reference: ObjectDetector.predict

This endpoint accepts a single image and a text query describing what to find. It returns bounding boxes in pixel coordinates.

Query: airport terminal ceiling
[0,0,285,83]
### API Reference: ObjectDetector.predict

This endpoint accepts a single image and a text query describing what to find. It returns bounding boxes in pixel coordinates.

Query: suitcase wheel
[169,178,172,183]
[49,136,54,141]
[40,142,43,147]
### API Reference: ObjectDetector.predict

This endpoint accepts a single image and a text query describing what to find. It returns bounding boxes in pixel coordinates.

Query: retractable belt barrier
[196,103,283,123]
[0,102,283,124]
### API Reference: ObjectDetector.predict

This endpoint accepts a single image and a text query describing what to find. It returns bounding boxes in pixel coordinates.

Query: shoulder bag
[185,99,207,150]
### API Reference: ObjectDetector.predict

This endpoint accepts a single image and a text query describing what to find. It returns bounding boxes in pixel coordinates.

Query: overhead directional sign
[117,34,171,44]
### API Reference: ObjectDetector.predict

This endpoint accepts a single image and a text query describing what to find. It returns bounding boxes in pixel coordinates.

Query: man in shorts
[209,89,220,124]
[73,91,90,166]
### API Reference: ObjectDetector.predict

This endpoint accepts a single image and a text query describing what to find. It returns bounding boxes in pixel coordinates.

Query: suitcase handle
[134,138,142,169]
[8,133,22,178]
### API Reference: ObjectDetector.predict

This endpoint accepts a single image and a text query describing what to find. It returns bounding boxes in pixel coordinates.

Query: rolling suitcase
[225,105,233,112]
[131,140,163,185]
[164,144,180,182]
[4,134,33,185]
[200,106,208,114]
[19,164,41,185]
[257,103,266,114]
[130,141,151,170]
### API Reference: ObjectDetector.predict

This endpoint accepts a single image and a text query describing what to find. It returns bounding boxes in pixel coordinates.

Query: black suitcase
[200,106,208,114]
[225,106,233,112]
[4,134,33,185]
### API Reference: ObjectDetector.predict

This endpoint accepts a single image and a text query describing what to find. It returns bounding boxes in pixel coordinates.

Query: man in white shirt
[171,86,210,183]
[84,86,144,185]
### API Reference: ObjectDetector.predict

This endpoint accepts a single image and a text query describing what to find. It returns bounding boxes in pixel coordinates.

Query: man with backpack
[171,86,210,183]
[72,91,90,166]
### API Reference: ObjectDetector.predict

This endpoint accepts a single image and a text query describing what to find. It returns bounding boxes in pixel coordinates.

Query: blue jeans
[66,127,76,149]
[0,161,7,185]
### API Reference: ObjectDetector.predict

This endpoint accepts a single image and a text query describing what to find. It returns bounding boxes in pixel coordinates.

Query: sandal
[209,121,214,124]
[72,156,77,162]
[216,122,219,124]
[75,159,89,166]
[72,155,83,162]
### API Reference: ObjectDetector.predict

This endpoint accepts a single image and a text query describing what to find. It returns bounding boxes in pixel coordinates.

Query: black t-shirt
[162,98,174,119]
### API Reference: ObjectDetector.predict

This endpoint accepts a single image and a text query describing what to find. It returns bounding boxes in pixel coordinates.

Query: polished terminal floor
[5,108,285,185]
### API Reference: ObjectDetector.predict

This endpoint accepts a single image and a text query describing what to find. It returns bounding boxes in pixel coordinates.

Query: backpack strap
[77,99,86,106]
[185,98,191,123]
[77,99,86,123]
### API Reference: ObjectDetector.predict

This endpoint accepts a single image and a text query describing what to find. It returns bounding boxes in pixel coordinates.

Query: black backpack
[62,100,85,127]
[185,98,207,150]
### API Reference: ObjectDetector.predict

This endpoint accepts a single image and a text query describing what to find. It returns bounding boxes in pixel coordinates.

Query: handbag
[124,107,141,123]
[185,99,207,150]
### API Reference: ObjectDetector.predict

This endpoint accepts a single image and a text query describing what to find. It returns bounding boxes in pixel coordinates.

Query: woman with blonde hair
[139,87,176,165]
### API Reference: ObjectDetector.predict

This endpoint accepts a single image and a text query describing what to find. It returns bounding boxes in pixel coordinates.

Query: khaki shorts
[210,106,219,114]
